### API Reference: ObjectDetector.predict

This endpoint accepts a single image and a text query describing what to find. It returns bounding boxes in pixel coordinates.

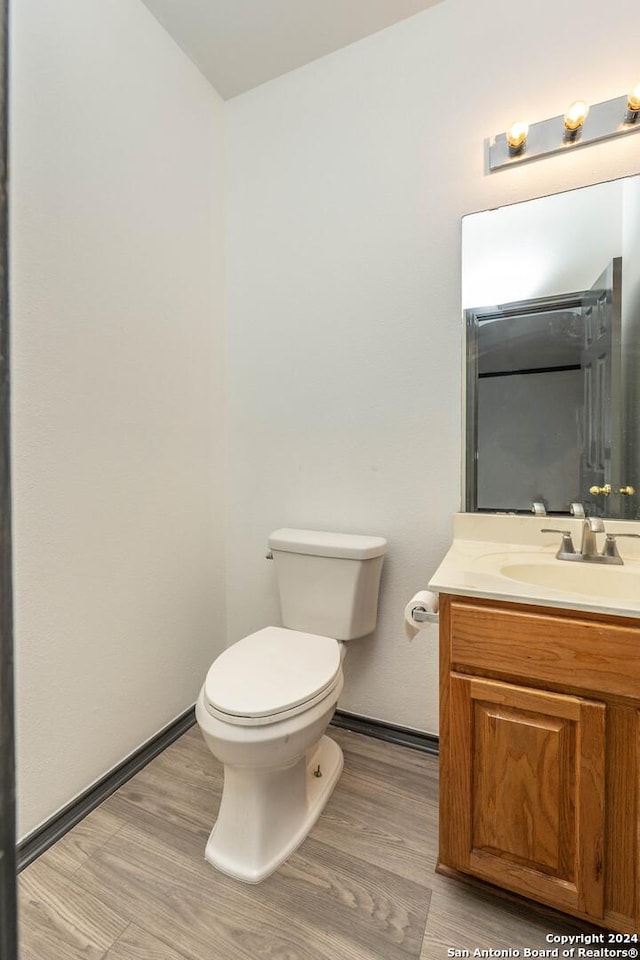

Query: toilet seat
[203,627,342,727]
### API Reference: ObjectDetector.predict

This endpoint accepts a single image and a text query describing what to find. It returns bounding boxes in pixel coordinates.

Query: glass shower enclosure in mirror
[463,175,640,520]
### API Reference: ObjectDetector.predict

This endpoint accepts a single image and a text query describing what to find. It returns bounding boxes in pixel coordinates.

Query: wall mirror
[463,174,640,520]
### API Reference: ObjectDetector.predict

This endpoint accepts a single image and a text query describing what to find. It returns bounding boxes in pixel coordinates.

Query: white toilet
[195,527,386,883]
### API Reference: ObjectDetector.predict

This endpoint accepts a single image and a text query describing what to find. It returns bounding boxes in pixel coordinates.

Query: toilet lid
[204,626,341,721]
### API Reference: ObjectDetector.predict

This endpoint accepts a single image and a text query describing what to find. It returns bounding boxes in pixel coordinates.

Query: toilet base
[204,734,343,883]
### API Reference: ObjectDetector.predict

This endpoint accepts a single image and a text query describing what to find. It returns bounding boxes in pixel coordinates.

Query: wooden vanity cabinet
[438,593,640,934]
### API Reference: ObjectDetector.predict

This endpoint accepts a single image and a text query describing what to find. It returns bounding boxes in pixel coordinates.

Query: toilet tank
[267,528,387,641]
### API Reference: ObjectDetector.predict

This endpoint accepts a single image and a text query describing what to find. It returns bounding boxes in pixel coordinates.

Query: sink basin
[428,516,640,617]
[500,559,640,602]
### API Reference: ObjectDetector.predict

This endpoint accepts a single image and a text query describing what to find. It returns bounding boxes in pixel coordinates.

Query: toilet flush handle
[265,550,273,560]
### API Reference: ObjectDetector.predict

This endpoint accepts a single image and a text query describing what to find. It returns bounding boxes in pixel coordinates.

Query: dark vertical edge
[464,308,479,512]
[0,0,17,956]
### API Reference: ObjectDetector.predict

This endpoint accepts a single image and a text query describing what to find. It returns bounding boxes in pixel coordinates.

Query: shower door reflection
[467,259,624,517]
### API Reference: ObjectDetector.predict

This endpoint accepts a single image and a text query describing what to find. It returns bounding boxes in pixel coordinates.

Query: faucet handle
[541,528,576,555]
[601,532,639,560]
[602,534,620,560]
[601,532,640,561]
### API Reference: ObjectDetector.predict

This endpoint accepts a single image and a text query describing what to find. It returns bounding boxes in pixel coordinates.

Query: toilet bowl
[196,528,386,883]
[195,626,344,883]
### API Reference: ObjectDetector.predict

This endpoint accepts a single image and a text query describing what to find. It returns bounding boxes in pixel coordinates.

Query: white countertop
[428,513,640,620]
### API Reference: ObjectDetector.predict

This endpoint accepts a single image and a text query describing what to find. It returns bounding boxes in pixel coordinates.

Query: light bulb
[627,83,640,112]
[564,100,590,132]
[506,120,529,152]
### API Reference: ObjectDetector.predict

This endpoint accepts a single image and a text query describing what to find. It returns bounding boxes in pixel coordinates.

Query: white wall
[462,180,623,307]
[11,0,227,837]
[225,0,640,733]
[11,0,640,829]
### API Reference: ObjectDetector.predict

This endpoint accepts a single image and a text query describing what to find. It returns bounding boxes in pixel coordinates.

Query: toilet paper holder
[411,605,439,624]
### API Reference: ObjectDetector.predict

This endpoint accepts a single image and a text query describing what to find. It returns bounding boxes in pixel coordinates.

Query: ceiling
[140,0,444,99]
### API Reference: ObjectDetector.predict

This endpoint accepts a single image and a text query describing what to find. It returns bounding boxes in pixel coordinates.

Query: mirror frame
[462,174,640,520]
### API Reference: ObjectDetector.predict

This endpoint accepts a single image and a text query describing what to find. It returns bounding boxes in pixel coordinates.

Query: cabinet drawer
[449,598,640,699]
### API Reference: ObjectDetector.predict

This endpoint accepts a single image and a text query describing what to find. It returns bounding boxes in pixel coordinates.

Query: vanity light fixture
[626,83,640,122]
[506,121,529,155]
[563,99,589,139]
[489,85,640,172]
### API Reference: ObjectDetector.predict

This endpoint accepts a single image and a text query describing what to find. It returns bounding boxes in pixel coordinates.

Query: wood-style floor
[18,724,587,960]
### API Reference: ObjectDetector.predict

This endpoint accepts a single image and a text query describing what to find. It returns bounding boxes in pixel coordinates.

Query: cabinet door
[446,675,605,919]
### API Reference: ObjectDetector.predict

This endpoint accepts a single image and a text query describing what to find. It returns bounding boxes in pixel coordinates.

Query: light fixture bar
[489,94,640,172]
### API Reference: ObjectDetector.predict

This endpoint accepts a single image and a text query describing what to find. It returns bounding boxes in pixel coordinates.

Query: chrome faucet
[542,517,640,565]
[580,516,605,557]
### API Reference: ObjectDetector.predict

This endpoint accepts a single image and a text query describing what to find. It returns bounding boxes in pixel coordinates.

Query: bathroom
[1,0,639,956]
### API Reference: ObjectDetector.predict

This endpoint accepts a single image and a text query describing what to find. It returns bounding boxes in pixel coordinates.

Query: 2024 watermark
[447,932,639,959]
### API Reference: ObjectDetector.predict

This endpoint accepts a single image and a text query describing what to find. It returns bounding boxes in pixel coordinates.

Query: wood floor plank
[18,857,128,960]
[74,819,308,960]
[19,724,599,960]
[97,751,216,865]
[312,761,438,886]
[112,752,218,829]
[267,836,430,959]
[145,729,223,789]
[38,803,126,877]
[100,788,211,864]
[76,813,428,960]
[330,728,439,804]
[95,746,219,865]
[111,723,438,889]
[330,730,439,818]
[419,877,589,958]
[104,923,191,960]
